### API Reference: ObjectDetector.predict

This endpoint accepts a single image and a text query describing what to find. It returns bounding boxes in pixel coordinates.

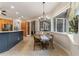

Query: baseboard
[54,41,71,56]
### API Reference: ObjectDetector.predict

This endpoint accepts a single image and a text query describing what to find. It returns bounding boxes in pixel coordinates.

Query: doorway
[31,21,36,35]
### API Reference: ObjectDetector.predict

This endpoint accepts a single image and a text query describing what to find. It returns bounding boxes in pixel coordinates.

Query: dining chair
[49,34,54,49]
[33,35,42,50]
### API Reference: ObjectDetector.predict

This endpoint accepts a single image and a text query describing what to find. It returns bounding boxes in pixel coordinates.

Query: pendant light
[39,2,48,20]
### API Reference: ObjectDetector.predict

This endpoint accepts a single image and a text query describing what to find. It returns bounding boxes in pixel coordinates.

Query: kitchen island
[0,31,23,53]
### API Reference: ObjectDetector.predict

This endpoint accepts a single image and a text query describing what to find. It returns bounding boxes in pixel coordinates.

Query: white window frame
[55,18,66,32]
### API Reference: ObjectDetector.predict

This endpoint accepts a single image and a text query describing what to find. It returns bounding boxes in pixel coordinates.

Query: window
[54,18,66,32]
[40,20,51,31]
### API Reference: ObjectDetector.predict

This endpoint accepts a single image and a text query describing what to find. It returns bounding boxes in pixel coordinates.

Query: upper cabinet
[0,18,13,31]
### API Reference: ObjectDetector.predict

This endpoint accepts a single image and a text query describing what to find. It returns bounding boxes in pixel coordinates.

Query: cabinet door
[13,32,19,43]
[0,33,8,52]
[19,31,23,41]
[7,33,14,49]
[7,32,19,49]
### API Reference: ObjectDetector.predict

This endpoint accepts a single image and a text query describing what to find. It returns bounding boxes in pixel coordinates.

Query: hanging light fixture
[39,2,48,20]
[43,2,46,20]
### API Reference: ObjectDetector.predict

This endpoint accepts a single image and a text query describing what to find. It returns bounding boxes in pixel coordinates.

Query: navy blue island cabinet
[0,31,23,53]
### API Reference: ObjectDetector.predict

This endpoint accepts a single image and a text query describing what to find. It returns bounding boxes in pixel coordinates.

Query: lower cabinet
[7,33,16,49]
[0,33,9,52]
[0,31,23,53]
[19,31,23,41]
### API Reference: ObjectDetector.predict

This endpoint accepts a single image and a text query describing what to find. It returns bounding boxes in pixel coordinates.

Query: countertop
[0,30,23,33]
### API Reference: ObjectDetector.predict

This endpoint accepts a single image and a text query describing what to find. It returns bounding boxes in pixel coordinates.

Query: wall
[13,19,21,30]
[35,19,40,32]
[51,18,54,32]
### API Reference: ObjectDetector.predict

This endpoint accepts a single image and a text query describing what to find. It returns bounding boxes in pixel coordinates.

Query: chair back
[33,35,41,42]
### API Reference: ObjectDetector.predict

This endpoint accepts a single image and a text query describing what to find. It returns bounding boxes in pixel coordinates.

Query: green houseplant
[69,16,78,33]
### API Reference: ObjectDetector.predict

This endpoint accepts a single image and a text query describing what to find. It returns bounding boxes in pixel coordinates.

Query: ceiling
[0,2,60,20]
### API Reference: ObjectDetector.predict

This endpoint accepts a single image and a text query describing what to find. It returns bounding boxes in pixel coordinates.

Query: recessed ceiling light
[11,5,15,9]
[21,16,24,18]
[16,12,19,14]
